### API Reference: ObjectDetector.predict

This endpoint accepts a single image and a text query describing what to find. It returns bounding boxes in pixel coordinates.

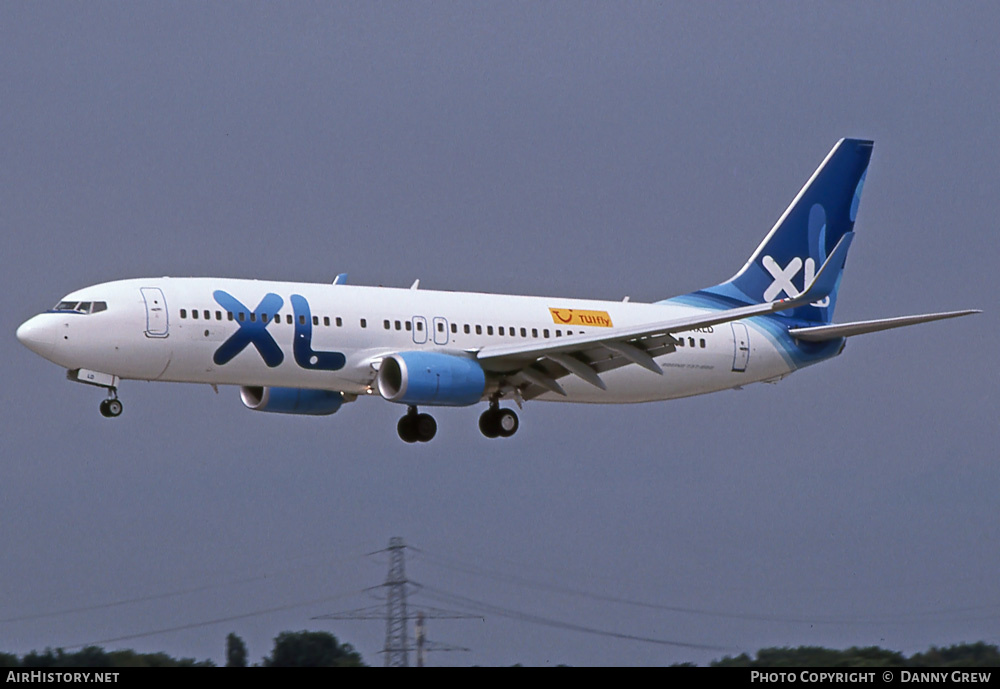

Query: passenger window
[498,326,505,336]
[262,314,269,324]
[203,310,210,320]
[287,315,293,325]
[451,323,457,334]
[228,312,234,321]
[384,320,390,330]
[521,327,527,337]
[677,338,684,346]
[299,315,306,325]
[438,322,445,332]
[324,316,330,326]
[395,320,402,330]
[336,317,342,327]
[532,328,538,338]
[689,337,695,347]
[464,324,470,334]
[700,338,706,348]
[476,325,482,335]
[486,326,493,335]
[543,329,550,338]
[192,310,199,320]
[361,319,367,328]
[216,311,222,321]
[405,321,411,331]
[250,313,257,322]
[180,309,187,319]
[556,330,561,337]
[313,316,319,326]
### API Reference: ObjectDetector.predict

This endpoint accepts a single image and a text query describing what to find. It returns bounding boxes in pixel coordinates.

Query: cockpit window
[53,301,107,314]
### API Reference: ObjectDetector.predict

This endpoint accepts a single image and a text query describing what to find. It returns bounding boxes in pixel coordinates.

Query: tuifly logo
[548,308,613,328]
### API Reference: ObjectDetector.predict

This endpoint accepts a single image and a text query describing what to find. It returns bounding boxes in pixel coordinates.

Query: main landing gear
[395,403,520,442]
[479,403,519,439]
[397,406,437,443]
[98,389,123,418]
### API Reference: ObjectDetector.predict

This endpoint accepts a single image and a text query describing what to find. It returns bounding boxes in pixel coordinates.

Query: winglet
[786,232,854,308]
[333,273,348,285]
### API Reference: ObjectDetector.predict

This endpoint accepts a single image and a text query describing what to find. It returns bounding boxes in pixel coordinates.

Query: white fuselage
[17,277,801,405]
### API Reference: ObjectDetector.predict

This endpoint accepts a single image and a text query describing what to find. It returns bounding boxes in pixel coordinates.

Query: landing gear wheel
[397,414,418,443]
[415,413,437,442]
[479,408,500,438]
[496,408,518,437]
[99,397,123,418]
[398,407,437,443]
[480,405,520,439]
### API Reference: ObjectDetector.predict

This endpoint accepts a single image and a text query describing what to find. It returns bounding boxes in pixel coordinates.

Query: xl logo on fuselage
[761,256,830,308]
[212,291,346,371]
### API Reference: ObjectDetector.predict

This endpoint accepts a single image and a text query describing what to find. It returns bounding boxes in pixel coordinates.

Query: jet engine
[376,351,486,406]
[240,386,344,415]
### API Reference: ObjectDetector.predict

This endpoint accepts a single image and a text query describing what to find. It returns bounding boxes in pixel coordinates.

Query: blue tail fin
[697,138,873,323]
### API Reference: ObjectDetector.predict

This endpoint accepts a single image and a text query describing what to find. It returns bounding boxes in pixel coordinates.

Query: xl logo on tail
[761,256,830,308]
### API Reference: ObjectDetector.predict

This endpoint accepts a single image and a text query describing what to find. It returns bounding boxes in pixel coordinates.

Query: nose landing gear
[99,390,123,418]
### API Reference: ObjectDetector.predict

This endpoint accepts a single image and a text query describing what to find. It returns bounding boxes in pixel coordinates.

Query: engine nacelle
[240,386,344,416]
[377,351,486,407]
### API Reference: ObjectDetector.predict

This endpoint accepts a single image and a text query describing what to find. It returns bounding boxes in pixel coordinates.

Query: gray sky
[1,2,996,667]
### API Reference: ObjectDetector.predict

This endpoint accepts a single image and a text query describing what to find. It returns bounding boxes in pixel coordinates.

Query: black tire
[479,409,500,438]
[99,399,111,417]
[496,409,519,437]
[397,415,418,443]
[415,413,437,442]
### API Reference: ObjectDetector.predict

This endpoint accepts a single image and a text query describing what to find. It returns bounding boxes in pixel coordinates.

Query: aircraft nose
[16,315,56,359]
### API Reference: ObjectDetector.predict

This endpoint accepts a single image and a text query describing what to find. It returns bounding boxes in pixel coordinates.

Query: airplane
[16,138,978,443]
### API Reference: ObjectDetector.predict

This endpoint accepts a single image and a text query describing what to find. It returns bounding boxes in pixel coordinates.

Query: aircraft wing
[475,234,854,398]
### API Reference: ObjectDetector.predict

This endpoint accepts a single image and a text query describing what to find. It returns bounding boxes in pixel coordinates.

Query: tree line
[0,631,363,667]
[1,634,997,667]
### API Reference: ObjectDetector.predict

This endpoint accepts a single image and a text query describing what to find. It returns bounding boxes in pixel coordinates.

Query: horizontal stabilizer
[788,310,980,342]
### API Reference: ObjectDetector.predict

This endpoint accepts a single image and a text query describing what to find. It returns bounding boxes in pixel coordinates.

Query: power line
[416,583,728,651]
[67,589,363,649]
[412,545,1000,626]
[1,548,370,624]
